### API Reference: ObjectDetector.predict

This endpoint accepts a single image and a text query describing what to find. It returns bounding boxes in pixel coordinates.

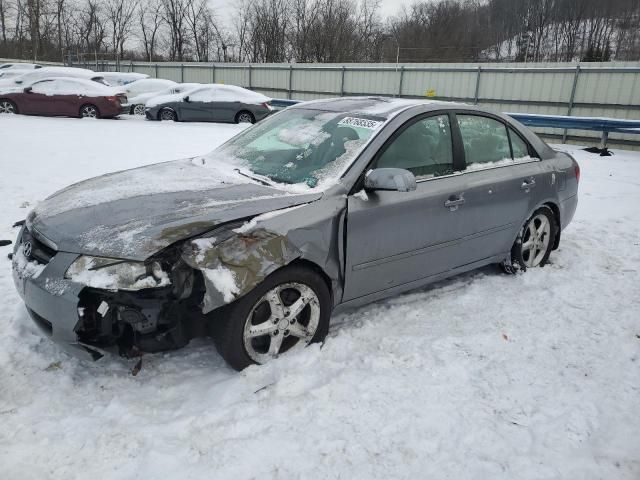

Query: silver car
[12,97,579,370]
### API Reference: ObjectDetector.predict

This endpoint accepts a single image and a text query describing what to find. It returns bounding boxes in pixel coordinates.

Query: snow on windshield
[204,108,385,190]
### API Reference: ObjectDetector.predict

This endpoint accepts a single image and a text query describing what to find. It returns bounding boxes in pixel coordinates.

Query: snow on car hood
[28,159,322,260]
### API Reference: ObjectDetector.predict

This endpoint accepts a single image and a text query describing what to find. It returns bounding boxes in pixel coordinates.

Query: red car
[0,77,127,118]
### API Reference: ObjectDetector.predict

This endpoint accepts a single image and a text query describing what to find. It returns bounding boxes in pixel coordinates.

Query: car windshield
[210,108,385,188]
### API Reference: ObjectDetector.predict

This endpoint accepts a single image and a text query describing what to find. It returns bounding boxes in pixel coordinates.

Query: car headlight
[64,256,170,291]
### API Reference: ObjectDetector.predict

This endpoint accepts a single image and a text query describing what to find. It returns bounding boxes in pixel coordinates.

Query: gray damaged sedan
[12,97,579,370]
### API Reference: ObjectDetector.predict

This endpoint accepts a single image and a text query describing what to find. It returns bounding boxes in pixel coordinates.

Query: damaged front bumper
[12,226,203,361]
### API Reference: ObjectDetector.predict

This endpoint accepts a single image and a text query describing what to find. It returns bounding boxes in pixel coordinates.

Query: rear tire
[506,206,557,272]
[159,108,177,121]
[212,264,331,371]
[80,104,99,118]
[235,110,255,124]
[0,99,17,114]
[132,104,145,116]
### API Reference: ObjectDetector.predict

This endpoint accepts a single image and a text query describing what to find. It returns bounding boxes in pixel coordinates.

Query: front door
[21,80,59,115]
[181,89,215,121]
[343,113,470,300]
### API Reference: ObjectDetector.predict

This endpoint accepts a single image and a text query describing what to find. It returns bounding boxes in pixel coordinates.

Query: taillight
[262,102,273,110]
[574,162,580,183]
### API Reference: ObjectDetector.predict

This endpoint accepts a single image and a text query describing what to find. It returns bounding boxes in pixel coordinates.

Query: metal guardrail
[507,113,640,154]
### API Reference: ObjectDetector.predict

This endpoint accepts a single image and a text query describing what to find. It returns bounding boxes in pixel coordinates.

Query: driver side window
[189,89,217,102]
[31,80,56,94]
[375,115,454,179]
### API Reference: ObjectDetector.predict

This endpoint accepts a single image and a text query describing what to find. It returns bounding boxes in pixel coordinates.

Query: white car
[128,83,201,115]
[97,72,150,87]
[0,62,42,70]
[121,78,177,100]
[0,69,32,80]
[0,66,106,88]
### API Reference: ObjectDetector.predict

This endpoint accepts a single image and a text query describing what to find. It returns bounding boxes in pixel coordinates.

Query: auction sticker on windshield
[338,117,383,130]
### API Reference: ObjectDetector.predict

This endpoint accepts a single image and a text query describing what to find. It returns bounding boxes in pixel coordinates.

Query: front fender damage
[182,229,301,313]
[181,197,346,314]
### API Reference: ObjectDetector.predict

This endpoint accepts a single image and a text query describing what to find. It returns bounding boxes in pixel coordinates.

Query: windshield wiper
[234,168,274,187]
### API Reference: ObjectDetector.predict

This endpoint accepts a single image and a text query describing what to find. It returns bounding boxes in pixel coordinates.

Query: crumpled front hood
[29,159,321,261]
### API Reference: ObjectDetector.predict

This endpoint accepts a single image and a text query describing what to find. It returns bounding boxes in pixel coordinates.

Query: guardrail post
[398,66,405,97]
[288,64,293,99]
[248,64,252,89]
[155,63,158,78]
[212,63,216,83]
[180,64,184,82]
[474,66,482,105]
[563,64,581,143]
[340,66,346,96]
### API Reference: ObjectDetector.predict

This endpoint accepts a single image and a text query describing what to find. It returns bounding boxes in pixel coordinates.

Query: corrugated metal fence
[44,59,640,147]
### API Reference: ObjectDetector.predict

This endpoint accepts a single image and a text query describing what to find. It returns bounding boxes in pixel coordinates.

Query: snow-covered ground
[1,115,639,480]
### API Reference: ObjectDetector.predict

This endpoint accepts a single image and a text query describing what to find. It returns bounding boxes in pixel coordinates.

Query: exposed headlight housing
[64,256,171,291]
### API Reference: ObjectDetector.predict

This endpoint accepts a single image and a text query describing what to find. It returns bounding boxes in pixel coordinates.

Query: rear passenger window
[376,115,454,179]
[509,128,530,159]
[458,115,511,167]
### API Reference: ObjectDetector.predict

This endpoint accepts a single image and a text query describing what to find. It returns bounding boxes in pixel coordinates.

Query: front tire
[509,206,557,270]
[0,99,18,114]
[159,108,177,121]
[213,264,331,371]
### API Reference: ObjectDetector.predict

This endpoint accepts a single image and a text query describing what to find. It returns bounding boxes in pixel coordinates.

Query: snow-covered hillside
[0,115,638,479]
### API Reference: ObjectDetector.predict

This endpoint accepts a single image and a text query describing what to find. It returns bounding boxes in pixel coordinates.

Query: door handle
[521,178,536,190]
[444,195,465,210]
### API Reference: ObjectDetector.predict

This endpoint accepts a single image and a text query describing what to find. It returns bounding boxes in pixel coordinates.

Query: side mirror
[364,168,417,193]
[183,96,190,102]
[23,86,32,93]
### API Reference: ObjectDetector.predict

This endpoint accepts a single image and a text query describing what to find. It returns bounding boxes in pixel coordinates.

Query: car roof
[291,96,474,119]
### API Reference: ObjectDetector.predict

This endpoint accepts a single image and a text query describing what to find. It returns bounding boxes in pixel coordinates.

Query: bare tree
[105,0,136,64]
[160,0,190,61]
[138,0,163,61]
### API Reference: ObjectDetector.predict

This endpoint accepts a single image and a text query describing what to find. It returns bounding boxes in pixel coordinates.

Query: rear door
[451,113,545,263]
[343,112,470,300]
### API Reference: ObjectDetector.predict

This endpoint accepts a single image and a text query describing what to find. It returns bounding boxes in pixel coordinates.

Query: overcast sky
[209,0,415,31]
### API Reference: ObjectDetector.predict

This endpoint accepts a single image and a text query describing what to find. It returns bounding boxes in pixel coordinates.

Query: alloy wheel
[237,112,254,123]
[0,101,16,114]
[521,213,551,267]
[243,282,320,364]
[81,105,98,118]
[133,104,145,115]
[160,109,176,121]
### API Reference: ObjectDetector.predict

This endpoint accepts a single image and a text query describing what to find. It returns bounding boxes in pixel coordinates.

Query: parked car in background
[0,69,32,80]
[11,97,579,370]
[0,77,127,118]
[145,84,272,123]
[0,66,106,88]
[120,78,176,99]
[97,72,149,86]
[0,62,42,70]
[128,83,201,115]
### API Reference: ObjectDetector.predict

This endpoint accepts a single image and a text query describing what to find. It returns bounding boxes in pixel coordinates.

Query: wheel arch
[542,201,561,250]
[285,258,334,304]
